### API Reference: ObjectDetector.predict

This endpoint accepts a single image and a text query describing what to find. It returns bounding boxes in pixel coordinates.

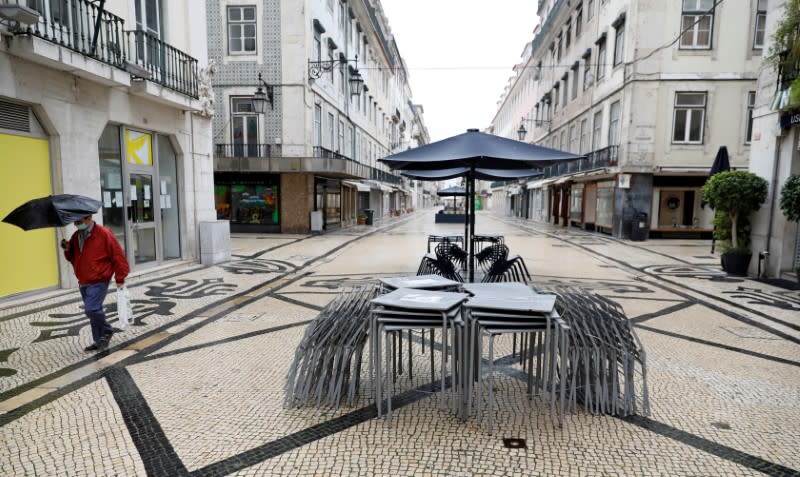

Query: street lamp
[251,73,275,114]
[308,55,364,97]
[517,117,552,140]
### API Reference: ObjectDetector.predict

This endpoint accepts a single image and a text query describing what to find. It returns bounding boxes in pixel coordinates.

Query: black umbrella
[709,146,731,177]
[437,186,467,215]
[381,129,580,281]
[2,194,101,231]
[706,146,731,253]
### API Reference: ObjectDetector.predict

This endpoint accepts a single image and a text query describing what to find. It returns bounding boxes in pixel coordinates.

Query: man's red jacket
[64,223,130,285]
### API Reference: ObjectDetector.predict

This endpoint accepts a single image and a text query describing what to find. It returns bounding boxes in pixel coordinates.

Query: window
[338,120,345,153]
[672,92,706,143]
[569,125,578,153]
[745,91,756,143]
[579,118,588,153]
[583,54,592,89]
[680,0,713,49]
[314,104,322,146]
[565,22,572,50]
[597,39,607,79]
[571,67,579,99]
[313,29,322,62]
[587,0,594,19]
[349,126,355,157]
[553,85,560,112]
[339,67,345,95]
[753,0,767,49]
[592,110,603,149]
[339,1,345,30]
[563,76,569,104]
[613,23,625,66]
[227,6,256,54]
[608,101,621,146]
[576,5,583,37]
[230,98,258,157]
[557,33,562,61]
[560,130,567,151]
[328,112,335,150]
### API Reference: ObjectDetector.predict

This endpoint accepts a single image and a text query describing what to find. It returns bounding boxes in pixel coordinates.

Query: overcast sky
[380,0,539,142]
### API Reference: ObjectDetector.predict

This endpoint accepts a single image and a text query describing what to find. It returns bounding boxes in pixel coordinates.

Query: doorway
[99,125,181,269]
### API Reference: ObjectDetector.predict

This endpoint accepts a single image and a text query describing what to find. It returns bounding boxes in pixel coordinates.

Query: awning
[342,180,370,192]
[526,178,557,189]
[366,181,393,193]
[555,176,572,184]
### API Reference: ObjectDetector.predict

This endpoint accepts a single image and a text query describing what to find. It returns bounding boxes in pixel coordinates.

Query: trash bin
[363,209,374,225]
[630,212,648,241]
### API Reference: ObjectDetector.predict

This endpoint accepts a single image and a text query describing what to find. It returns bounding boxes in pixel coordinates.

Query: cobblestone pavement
[1,209,798,476]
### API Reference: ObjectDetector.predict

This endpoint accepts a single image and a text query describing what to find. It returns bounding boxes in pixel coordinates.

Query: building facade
[490,0,764,240]
[748,0,799,279]
[0,0,215,299]
[207,0,428,234]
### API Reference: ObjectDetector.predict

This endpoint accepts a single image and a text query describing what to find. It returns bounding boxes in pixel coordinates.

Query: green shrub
[702,171,768,252]
[779,175,800,223]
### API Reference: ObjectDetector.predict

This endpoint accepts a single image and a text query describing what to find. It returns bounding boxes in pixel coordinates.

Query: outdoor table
[462,291,566,434]
[379,274,462,292]
[461,282,533,296]
[370,288,469,426]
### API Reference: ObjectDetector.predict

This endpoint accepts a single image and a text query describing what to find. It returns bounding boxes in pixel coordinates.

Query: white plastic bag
[117,285,132,329]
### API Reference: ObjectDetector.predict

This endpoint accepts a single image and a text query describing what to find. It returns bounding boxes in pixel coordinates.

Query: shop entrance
[99,125,181,270]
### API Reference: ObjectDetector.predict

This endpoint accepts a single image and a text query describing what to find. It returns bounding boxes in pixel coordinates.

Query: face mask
[75,223,89,231]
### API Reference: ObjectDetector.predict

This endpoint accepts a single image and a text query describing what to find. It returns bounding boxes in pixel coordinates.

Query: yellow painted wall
[0,133,58,298]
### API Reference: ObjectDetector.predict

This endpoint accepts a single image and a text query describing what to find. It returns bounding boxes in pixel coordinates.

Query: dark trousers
[80,281,113,344]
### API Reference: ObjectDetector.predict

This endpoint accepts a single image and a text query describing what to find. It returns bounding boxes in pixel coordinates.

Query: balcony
[4,0,198,99]
[541,145,618,178]
[214,144,404,185]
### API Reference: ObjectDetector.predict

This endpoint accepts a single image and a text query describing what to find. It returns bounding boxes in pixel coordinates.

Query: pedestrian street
[0,209,798,476]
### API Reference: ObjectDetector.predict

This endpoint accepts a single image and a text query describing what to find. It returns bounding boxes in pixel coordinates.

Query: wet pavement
[0,209,798,476]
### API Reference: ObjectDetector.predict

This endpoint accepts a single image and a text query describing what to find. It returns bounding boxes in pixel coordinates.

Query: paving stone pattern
[0,210,798,476]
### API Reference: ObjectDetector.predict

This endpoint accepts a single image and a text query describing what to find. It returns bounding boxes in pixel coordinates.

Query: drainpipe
[764,134,782,277]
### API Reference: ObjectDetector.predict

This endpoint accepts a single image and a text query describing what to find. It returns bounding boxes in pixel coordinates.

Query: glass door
[128,173,158,265]
[231,98,259,157]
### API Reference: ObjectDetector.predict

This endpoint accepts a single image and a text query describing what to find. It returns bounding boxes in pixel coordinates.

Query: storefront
[214,172,280,233]
[98,124,183,267]
[314,177,342,230]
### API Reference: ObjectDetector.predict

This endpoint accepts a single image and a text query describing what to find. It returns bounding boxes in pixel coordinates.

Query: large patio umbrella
[381,129,582,281]
[707,146,731,253]
[436,185,466,214]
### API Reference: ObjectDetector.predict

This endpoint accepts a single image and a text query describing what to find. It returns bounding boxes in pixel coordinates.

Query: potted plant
[357,212,367,225]
[702,170,768,276]
[779,174,800,281]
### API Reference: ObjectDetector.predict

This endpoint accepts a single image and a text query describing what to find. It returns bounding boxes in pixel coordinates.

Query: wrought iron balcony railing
[124,29,198,98]
[4,0,198,98]
[313,146,348,160]
[7,0,126,67]
[541,145,618,178]
[215,143,274,158]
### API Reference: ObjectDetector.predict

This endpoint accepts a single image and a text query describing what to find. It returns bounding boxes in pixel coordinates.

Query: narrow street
[1,209,798,477]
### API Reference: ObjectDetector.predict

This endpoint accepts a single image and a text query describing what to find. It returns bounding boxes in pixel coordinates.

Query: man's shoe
[84,343,101,352]
[99,331,114,348]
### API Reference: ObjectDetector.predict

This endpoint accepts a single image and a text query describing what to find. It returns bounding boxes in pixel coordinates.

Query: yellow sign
[126,129,153,166]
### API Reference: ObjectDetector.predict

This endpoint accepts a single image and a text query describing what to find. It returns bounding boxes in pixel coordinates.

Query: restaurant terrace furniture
[427,234,464,253]
[370,288,469,427]
[284,285,377,409]
[462,288,566,434]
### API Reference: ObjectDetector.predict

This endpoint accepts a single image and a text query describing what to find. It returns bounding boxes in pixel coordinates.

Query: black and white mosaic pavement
[1,211,798,476]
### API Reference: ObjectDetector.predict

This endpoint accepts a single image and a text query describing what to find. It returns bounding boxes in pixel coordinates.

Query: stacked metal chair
[284,285,378,409]
[415,243,465,282]
[479,243,532,283]
[547,288,650,417]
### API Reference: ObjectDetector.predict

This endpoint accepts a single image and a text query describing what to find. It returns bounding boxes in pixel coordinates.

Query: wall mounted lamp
[308,55,364,96]
[517,117,552,140]
[251,73,275,114]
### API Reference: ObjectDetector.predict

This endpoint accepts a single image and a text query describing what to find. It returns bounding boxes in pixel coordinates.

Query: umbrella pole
[469,170,475,283]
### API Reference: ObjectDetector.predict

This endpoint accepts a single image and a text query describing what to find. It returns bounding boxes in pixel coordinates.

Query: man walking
[61,215,129,352]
